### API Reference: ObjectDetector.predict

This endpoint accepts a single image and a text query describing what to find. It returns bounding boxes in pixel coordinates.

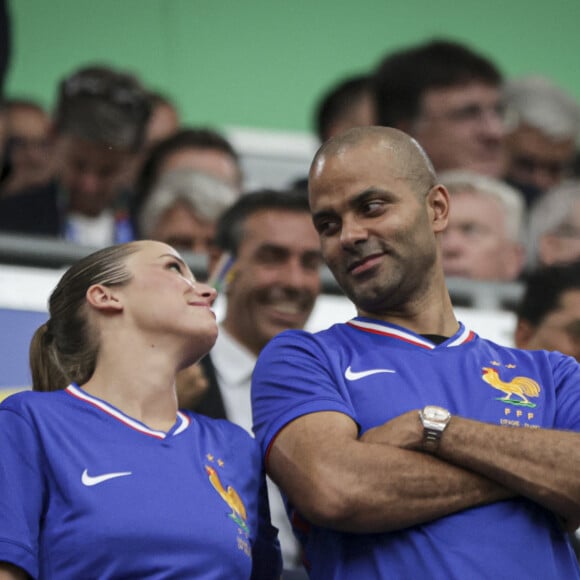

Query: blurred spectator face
[516,288,580,361]
[6,104,53,185]
[412,82,504,177]
[55,135,133,217]
[504,123,576,193]
[539,198,580,266]
[441,189,523,280]
[150,199,216,257]
[223,209,322,355]
[159,147,241,192]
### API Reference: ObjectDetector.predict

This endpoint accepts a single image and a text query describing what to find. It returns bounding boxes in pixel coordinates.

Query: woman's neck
[81,340,181,431]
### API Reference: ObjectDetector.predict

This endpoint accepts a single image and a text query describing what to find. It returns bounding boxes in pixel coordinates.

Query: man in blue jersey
[251,126,580,579]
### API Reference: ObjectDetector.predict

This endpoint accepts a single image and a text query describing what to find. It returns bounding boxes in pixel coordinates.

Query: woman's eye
[168,261,182,273]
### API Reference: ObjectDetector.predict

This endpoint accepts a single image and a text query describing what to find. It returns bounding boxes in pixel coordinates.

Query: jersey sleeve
[251,329,355,461]
[550,352,580,431]
[0,400,44,578]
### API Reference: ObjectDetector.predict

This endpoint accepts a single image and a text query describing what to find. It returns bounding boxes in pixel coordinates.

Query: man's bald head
[309,126,436,198]
[306,125,451,319]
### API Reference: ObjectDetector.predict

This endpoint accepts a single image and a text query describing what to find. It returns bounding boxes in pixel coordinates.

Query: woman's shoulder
[1,388,54,406]
[0,390,70,436]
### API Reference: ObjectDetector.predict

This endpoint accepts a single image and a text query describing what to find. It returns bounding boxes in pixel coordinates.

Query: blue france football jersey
[252,317,580,580]
[0,385,281,579]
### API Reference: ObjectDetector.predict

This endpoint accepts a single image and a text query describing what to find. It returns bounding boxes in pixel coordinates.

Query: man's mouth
[348,253,383,276]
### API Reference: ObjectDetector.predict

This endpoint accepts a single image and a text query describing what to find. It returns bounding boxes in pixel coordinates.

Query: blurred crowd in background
[1,12,580,286]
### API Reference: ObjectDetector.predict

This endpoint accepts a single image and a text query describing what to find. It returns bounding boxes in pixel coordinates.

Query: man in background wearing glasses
[373,38,505,178]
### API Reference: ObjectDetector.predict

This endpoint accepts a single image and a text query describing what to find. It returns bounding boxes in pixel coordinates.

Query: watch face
[424,406,449,421]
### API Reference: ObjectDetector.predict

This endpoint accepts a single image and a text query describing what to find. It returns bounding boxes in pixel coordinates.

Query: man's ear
[85,284,124,312]
[428,184,450,234]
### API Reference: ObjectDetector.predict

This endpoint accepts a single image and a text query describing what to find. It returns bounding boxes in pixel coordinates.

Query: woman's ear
[86,284,124,312]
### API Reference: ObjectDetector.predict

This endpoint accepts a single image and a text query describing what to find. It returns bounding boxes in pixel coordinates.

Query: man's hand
[360,410,423,450]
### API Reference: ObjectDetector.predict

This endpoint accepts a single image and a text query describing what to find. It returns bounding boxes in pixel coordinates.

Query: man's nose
[340,215,368,248]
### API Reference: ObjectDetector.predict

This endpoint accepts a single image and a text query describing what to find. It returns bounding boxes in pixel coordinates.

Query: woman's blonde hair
[30,242,140,391]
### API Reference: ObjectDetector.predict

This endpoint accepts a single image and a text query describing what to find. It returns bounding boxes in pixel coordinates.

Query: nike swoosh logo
[81,469,132,486]
[344,366,396,380]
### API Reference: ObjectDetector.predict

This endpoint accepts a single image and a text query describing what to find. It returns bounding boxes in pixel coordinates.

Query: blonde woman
[0,240,281,579]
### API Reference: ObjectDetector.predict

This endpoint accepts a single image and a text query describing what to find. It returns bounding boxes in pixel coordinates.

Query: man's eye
[257,249,284,264]
[316,220,339,236]
[362,200,384,214]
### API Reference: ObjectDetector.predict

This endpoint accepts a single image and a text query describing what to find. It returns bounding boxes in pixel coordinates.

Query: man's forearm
[436,416,580,521]
[268,412,513,533]
[334,442,514,532]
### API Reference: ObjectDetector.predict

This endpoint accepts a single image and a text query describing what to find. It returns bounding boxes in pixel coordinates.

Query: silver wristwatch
[418,405,451,453]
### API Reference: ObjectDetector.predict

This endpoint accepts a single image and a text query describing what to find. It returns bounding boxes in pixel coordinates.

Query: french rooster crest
[481,367,540,407]
[205,465,249,533]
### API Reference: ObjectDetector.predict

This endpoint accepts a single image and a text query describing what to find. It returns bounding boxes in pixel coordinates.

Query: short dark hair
[315,74,372,142]
[54,64,151,151]
[134,127,240,205]
[215,189,310,256]
[374,38,502,127]
[516,261,580,325]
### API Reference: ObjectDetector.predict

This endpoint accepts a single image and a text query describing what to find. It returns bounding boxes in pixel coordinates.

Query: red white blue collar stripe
[65,384,190,439]
[346,318,475,349]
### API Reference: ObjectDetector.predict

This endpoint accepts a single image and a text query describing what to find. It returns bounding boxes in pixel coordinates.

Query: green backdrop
[5,0,580,134]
